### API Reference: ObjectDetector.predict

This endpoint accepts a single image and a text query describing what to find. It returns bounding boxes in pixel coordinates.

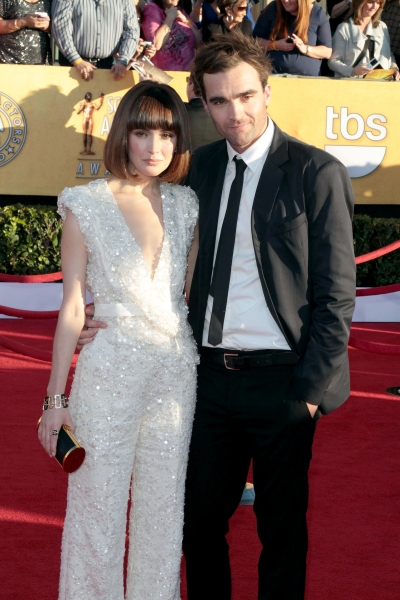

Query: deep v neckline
[104,180,166,282]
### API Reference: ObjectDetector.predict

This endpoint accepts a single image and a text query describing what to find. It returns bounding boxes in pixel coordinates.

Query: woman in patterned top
[141,0,201,71]
[0,0,51,64]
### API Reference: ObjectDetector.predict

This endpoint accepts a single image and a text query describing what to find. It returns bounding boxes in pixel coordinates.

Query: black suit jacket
[186,124,356,415]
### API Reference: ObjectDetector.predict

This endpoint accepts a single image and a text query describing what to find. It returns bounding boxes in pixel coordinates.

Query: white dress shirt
[202,119,290,351]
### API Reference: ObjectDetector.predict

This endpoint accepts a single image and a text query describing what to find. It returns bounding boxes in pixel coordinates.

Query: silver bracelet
[43,394,69,410]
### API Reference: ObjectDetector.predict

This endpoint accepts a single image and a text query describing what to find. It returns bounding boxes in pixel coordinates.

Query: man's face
[85,93,92,102]
[202,62,271,153]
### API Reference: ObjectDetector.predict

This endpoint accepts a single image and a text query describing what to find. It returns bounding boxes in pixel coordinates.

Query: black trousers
[183,354,318,600]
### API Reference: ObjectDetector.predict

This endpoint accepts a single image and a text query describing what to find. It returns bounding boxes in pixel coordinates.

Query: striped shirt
[51,0,139,65]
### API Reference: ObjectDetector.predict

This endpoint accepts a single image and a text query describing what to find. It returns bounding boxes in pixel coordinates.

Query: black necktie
[208,156,247,346]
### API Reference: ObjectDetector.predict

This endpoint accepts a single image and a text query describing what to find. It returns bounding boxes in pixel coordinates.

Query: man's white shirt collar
[226,117,275,173]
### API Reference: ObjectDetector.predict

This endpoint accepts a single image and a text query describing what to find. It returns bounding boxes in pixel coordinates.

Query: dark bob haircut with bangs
[104,81,191,184]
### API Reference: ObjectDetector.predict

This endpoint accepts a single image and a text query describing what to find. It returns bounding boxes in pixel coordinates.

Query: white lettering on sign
[325,106,388,178]
[106,96,121,115]
[326,107,387,142]
[100,115,110,136]
[0,92,27,167]
[76,162,83,175]
[365,114,387,141]
[102,96,120,135]
[326,107,338,140]
[90,162,100,175]
[340,108,364,140]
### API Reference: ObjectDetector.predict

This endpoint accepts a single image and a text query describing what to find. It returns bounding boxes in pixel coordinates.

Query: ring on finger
[50,429,59,436]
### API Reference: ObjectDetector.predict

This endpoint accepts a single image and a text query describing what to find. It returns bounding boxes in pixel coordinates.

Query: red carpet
[1,320,399,600]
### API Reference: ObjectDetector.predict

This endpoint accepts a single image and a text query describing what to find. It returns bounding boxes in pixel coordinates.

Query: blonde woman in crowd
[328,0,400,77]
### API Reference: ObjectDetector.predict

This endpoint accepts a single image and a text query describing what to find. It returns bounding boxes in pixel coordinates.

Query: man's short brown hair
[104,81,191,184]
[193,31,273,100]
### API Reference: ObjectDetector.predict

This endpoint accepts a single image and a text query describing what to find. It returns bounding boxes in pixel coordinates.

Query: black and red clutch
[37,419,86,473]
[55,425,86,473]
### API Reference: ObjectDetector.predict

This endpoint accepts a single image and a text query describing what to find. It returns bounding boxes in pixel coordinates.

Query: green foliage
[353,214,374,284]
[0,204,62,275]
[0,206,399,287]
[353,214,400,286]
[368,218,400,287]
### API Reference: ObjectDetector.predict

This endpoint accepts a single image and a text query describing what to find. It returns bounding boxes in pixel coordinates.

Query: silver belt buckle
[224,353,239,370]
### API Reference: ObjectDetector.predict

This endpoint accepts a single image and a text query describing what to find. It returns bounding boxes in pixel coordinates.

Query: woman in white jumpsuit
[38,82,199,600]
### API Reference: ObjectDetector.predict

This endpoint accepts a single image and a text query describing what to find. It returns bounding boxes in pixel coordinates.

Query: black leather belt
[83,56,107,64]
[201,347,299,370]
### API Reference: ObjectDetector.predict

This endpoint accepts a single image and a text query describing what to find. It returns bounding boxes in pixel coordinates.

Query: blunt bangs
[103,81,191,184]
[127,91,180,136]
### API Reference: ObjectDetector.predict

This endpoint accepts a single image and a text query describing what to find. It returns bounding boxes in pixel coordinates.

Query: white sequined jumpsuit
[57,180,199,600]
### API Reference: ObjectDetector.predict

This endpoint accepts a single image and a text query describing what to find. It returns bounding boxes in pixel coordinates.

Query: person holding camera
[253,0,332,76]
[141,0,201,71]
[0,0,51,64]
[328,0,400,78]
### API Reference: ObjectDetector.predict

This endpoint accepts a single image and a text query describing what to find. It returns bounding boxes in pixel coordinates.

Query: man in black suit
[78,33,355,600]
[185,75,222,150]
[182,33,356,600]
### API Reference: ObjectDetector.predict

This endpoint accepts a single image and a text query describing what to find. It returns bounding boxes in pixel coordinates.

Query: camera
[366,57,379,69]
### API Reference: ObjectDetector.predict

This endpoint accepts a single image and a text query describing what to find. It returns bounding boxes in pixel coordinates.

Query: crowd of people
[0,0,399,79]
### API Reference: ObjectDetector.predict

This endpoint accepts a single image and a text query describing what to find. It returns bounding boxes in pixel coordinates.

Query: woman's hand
[38,407,75,458]
[21,13,50,30]
[392,67,400,81]
[164,6,179,21]
[275,37,295,51]
[352,63,372,77]
[144,43,157,60]
[131,39,157,62]
[291,33,307,53]
[176,9,188,22]
[132,38,146,60]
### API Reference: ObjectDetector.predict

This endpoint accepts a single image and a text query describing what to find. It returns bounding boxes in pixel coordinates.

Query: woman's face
[281,0,299,15]
[229,1,248,23]
[361,0,382,19]
[163,0,179,9]
[128,128,177,179]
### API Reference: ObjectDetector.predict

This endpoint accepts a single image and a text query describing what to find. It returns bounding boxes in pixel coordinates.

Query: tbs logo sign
[324,106,387,178]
